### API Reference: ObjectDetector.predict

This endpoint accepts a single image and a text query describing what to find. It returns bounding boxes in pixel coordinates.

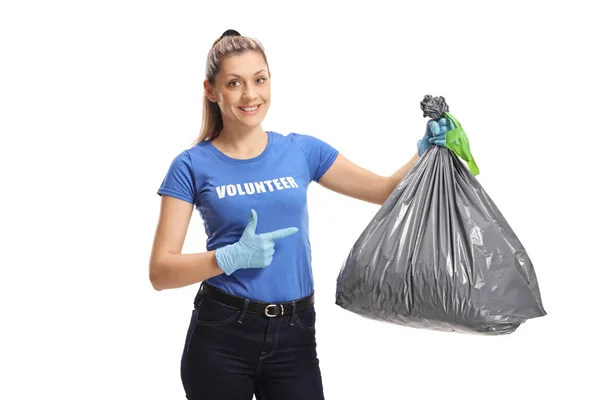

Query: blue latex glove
[417,117,455,156]
[215,209,299,275]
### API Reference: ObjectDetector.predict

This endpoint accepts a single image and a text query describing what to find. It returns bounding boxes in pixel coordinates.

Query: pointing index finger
[260,227,299,241]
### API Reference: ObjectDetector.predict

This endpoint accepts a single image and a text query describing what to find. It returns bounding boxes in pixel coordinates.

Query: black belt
[198,282,314,318]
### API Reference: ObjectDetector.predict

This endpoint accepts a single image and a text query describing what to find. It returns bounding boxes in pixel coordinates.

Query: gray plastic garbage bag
[335,95,547,335]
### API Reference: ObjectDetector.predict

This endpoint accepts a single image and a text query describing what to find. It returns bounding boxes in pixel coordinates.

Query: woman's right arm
[149,195,224,291]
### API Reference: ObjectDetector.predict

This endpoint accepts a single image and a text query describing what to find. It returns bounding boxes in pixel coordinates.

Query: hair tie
[220,29,241,39]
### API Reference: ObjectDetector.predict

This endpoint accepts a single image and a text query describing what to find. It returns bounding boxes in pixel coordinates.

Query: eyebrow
[226,69,267,78]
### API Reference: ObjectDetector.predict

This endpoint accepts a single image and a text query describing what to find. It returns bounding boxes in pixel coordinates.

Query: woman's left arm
[318,152,420,205]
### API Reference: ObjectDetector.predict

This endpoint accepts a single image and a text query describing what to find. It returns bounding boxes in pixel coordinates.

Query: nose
[242,84,258,100]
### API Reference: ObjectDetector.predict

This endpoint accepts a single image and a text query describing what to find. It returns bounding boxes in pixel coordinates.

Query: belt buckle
[265,304,283,318]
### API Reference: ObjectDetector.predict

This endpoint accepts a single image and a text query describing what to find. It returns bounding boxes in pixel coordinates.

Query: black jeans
[181,290,325,399]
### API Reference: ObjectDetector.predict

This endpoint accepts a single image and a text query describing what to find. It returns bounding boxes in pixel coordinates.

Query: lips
[238,104,260,111]
[238,104,261,115]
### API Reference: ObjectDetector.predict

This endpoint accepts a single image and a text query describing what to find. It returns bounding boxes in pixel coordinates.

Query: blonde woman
[149,29,449,400]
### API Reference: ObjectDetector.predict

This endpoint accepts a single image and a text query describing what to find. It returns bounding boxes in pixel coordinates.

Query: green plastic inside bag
[443,112,480,176]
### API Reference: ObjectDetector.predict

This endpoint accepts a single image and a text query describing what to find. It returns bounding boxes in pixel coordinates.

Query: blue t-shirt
[157,131,339,302]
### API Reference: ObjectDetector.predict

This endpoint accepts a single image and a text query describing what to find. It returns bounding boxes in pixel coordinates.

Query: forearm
[385,152,420,195]
[150,250,223,291]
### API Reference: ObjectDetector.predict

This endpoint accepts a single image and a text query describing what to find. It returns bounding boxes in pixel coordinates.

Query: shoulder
[270,130,339,181]
[270,131,338,161]
[165,148,193,169]
[276,131,318,142]
[167,141,214,169]
[271,131,333,148]
[186,140,213,158]
[162,142,217,180]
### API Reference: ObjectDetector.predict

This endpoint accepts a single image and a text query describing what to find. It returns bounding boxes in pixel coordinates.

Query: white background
[2,1,599,399]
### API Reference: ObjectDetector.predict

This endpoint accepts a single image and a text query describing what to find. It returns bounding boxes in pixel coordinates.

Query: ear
[204,79,218,103]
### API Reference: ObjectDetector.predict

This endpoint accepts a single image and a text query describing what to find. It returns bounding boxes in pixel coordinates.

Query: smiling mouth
[238,104,261,114]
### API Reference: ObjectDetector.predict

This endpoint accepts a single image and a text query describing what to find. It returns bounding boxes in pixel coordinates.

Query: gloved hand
[215,209,298,275]
[417,117,456,156]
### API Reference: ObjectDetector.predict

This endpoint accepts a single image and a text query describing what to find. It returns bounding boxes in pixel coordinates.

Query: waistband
[195,282,315,318]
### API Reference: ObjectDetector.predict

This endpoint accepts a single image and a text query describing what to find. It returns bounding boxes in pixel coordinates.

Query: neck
[213,125,268,155]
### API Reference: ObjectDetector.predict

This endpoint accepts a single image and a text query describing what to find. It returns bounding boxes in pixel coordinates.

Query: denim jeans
[180,291,325,399]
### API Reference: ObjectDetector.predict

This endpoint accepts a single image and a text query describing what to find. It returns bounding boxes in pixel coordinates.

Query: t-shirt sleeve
[157,150,197,204]
[291,133,339,182]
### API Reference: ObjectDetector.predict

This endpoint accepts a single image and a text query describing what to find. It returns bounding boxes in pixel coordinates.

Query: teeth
[240,106,258,111]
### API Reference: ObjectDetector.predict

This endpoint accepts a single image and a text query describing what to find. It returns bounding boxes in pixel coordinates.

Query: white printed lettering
[286,177,299,188]
[243,183,256,194]
[273,178,283,190]
[215,176,301,199]
[254,182,266,193]
[216,185,227,199]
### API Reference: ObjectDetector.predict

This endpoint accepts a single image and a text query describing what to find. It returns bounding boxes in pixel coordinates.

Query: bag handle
[443,112,480,176]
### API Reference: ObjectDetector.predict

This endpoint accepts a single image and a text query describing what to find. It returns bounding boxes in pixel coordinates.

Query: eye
[256,77,267,84]
[228,80,240,87]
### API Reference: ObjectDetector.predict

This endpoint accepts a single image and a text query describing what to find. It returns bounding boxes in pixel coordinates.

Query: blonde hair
[192,30,270,145]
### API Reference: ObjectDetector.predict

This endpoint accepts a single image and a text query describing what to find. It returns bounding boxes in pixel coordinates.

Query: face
[205,51,271,130]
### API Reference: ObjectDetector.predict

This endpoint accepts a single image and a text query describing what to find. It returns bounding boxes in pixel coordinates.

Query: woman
[149,29,450,400]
